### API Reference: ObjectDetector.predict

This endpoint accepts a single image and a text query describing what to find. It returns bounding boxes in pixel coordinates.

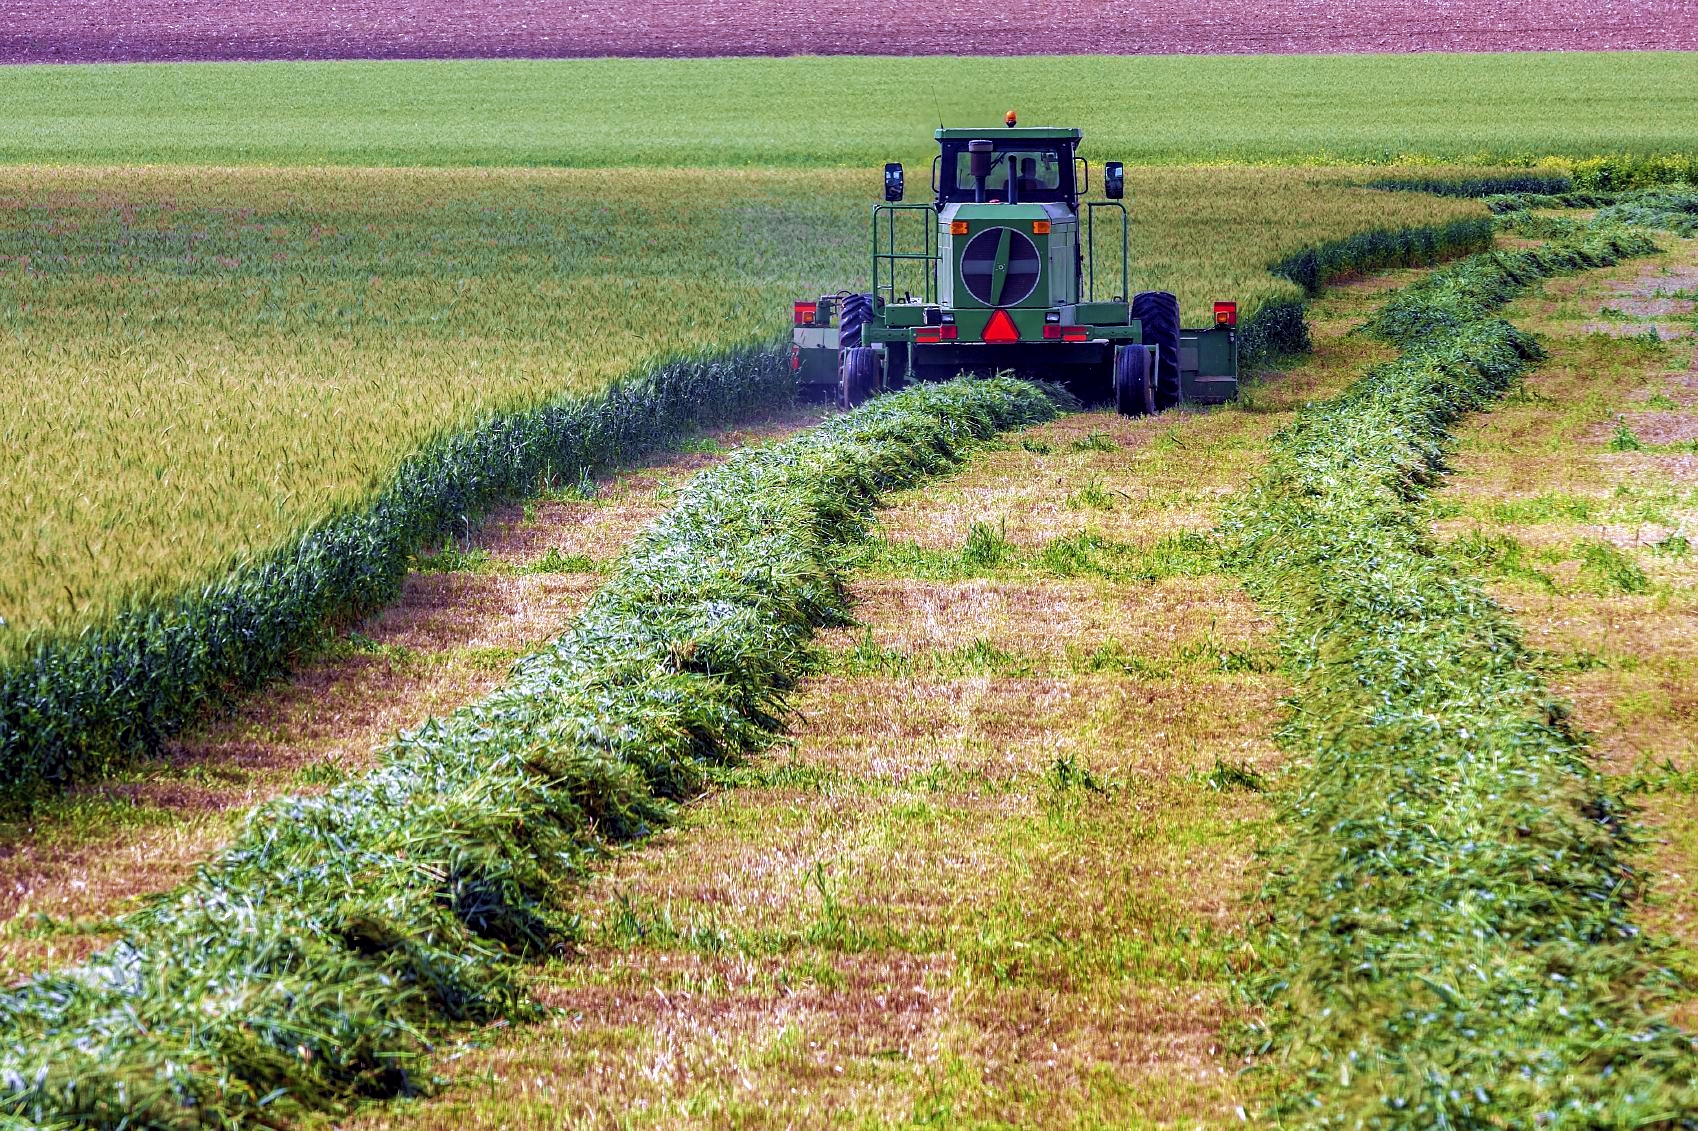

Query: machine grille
[959,226,1041,307]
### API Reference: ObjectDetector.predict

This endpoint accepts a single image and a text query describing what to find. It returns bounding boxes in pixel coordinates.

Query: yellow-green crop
[0,163,1480,644]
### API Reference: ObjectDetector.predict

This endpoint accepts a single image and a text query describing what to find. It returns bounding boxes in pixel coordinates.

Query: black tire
[839,292,874,350]
[840,346,882,408]
[1133,290,1182,410]
[1114,345,1154,417]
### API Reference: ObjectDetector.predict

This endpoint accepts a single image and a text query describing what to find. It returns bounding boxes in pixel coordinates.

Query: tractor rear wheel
[1114,344,1155,416]
[1133,291,1182,410]
[839,293,875,350]
[840,346,882,408]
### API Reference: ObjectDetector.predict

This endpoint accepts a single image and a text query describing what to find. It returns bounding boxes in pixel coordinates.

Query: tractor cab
[790,117,1240,415]
[933,129,1082,208]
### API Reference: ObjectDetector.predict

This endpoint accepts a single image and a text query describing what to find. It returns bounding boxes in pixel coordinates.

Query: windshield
[942,144,1073,204]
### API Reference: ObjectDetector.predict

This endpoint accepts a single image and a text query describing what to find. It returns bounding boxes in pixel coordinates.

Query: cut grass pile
[1595,188,1698,237]
[1481,185,1698,227]
[1,54,1694,168]
[0,378,1056,1128]
[1221,214,1698,1121]
[1426,234,1698,1021]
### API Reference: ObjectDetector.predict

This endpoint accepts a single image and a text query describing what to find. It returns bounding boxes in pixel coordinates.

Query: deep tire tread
[1133,291,1183,410]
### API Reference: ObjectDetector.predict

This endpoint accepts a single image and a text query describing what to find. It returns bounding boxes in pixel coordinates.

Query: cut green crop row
[0,378,1056,1130]
[1222,207,1698,1122]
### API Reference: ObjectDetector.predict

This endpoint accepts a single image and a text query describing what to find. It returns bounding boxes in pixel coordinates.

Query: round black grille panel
[959,226,1041,306]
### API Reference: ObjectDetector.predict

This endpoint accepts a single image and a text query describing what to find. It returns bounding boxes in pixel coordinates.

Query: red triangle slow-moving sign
[982,308,1019,343]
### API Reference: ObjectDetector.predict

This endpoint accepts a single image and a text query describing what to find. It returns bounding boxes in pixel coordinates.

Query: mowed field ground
[2,45,1698,1130]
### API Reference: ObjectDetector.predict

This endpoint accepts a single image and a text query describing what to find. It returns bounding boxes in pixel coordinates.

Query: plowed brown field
[1,0,1691,63]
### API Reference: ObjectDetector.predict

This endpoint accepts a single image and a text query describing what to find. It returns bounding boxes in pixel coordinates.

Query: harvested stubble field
[0,163,1480,646]
[316,274,1401,1130]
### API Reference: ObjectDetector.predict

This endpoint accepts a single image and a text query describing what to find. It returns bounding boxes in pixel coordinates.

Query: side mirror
[884,162,905,202]
[1104,162,1125,200]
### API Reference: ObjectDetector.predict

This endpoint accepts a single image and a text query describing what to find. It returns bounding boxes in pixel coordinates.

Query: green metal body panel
[1072,302,1131,325]
[1178,325,1240,404]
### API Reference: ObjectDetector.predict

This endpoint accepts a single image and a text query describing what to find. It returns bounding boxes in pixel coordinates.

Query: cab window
[947,146,1068,203]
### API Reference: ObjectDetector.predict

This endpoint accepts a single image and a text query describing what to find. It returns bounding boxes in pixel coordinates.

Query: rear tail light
[916,325,960,343]
[1214,301,1238,327]
[1043,324,1061,340]
[794,301,818,326]
[1062,326,1088,342]
[789,344,801,371]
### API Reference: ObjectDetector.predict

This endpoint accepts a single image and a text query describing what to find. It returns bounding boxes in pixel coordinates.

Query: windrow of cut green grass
[0,378,1057,1130]
[1221,213,1698,1122]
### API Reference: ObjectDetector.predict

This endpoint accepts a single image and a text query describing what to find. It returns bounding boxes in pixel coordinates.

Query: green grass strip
[0,377,1057,1130]
[1221,216,1698,1124]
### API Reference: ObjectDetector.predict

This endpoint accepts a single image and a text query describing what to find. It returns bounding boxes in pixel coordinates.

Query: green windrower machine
[791,113,1241,414]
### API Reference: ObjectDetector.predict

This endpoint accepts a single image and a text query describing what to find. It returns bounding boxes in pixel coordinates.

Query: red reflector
[915,326,942,343]
[1043,324,1061,340]
[1214,301,1238,327]
[794,301,817,326]
[789,344,800,371]
[982,308,1020,343]
[1062,326,1088,342]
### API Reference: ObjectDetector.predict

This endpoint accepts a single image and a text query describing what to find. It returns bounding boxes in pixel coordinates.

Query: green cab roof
[934,127,1083,142]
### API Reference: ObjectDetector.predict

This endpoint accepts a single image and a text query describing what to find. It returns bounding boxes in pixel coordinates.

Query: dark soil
[2,0,1693,63]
